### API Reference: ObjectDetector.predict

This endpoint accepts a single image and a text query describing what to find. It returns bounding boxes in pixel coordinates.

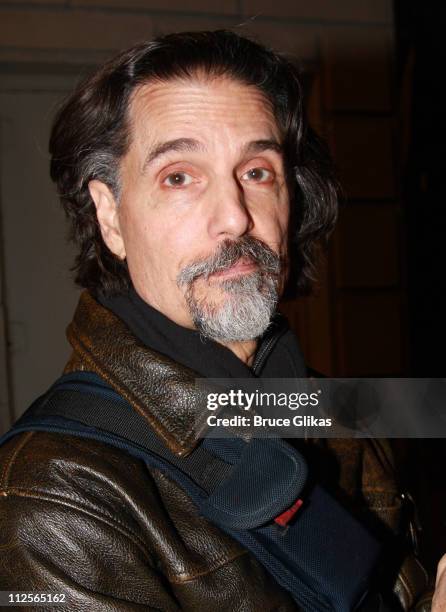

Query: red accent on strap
[274,498,304,527]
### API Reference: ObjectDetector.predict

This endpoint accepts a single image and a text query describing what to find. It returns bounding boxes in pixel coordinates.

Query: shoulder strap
[0,371,383,612]
[4,371,234,495]
[3,372,305,526]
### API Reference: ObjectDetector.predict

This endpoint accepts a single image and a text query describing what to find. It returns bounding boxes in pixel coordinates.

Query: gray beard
[185,270,279,342]
[177,238,281,342]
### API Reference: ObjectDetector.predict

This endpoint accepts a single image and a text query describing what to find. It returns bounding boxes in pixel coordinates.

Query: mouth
[208,258,258,280]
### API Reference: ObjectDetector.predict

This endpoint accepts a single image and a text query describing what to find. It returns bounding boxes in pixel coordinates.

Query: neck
[220,338,258,366]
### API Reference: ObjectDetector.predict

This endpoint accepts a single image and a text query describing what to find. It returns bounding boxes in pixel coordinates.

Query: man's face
[91,76,290,341]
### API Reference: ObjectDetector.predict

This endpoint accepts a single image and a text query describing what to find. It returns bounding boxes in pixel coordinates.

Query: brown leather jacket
[0,292,431,611]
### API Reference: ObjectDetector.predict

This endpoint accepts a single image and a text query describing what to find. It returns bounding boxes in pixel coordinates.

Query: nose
[207,178,254,240]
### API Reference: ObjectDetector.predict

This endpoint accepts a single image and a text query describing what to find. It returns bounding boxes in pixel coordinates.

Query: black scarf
[98,288,307,380]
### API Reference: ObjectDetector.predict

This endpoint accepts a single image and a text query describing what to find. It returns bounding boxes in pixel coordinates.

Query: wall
[0,0,399,426]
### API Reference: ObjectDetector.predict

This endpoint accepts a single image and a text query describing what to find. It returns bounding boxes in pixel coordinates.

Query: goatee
[177,237,282,342]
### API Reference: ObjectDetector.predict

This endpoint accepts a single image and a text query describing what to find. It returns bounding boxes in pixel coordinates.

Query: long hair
[49,30,338,296]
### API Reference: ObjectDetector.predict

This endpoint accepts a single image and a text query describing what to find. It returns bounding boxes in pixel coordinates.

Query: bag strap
[8,371,236,494]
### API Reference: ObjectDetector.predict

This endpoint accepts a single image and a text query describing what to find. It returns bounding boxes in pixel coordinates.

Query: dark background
[393,1,446,574]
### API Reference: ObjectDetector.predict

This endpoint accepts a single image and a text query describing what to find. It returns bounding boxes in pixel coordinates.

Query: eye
[241,167,274,183]
[163,172,194,188]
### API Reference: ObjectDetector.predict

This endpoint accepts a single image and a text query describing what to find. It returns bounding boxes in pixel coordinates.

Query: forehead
[127,76,282,148]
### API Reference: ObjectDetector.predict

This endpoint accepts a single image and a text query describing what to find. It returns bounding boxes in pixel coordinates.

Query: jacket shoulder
[0,431,183,610]
[0,430,153,523]
[0,431,297,611]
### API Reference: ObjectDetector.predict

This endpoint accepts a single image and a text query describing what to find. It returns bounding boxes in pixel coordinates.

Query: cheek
[120,205,197,284]
[274,194,291,248]
[253,196,290,251]
[118,206,156,273]
[280,207,291,252]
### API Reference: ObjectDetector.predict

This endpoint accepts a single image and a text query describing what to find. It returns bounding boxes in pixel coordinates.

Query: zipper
[251,317,288,375]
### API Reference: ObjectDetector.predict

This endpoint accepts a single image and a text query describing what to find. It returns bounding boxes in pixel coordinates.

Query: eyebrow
[142,138,205,174]
[141,137,283,174]
[245,139,283,156]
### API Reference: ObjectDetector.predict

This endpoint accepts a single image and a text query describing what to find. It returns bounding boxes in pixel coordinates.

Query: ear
[88,180,126,260]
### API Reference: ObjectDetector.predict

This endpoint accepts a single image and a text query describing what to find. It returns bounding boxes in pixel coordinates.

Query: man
[0,30,442,610]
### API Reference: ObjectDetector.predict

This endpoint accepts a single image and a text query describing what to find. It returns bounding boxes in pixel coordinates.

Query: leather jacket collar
[67,291,216,456]
[66,291,302,457]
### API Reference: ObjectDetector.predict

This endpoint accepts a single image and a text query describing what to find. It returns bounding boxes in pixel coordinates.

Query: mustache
[177,237,282,287]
